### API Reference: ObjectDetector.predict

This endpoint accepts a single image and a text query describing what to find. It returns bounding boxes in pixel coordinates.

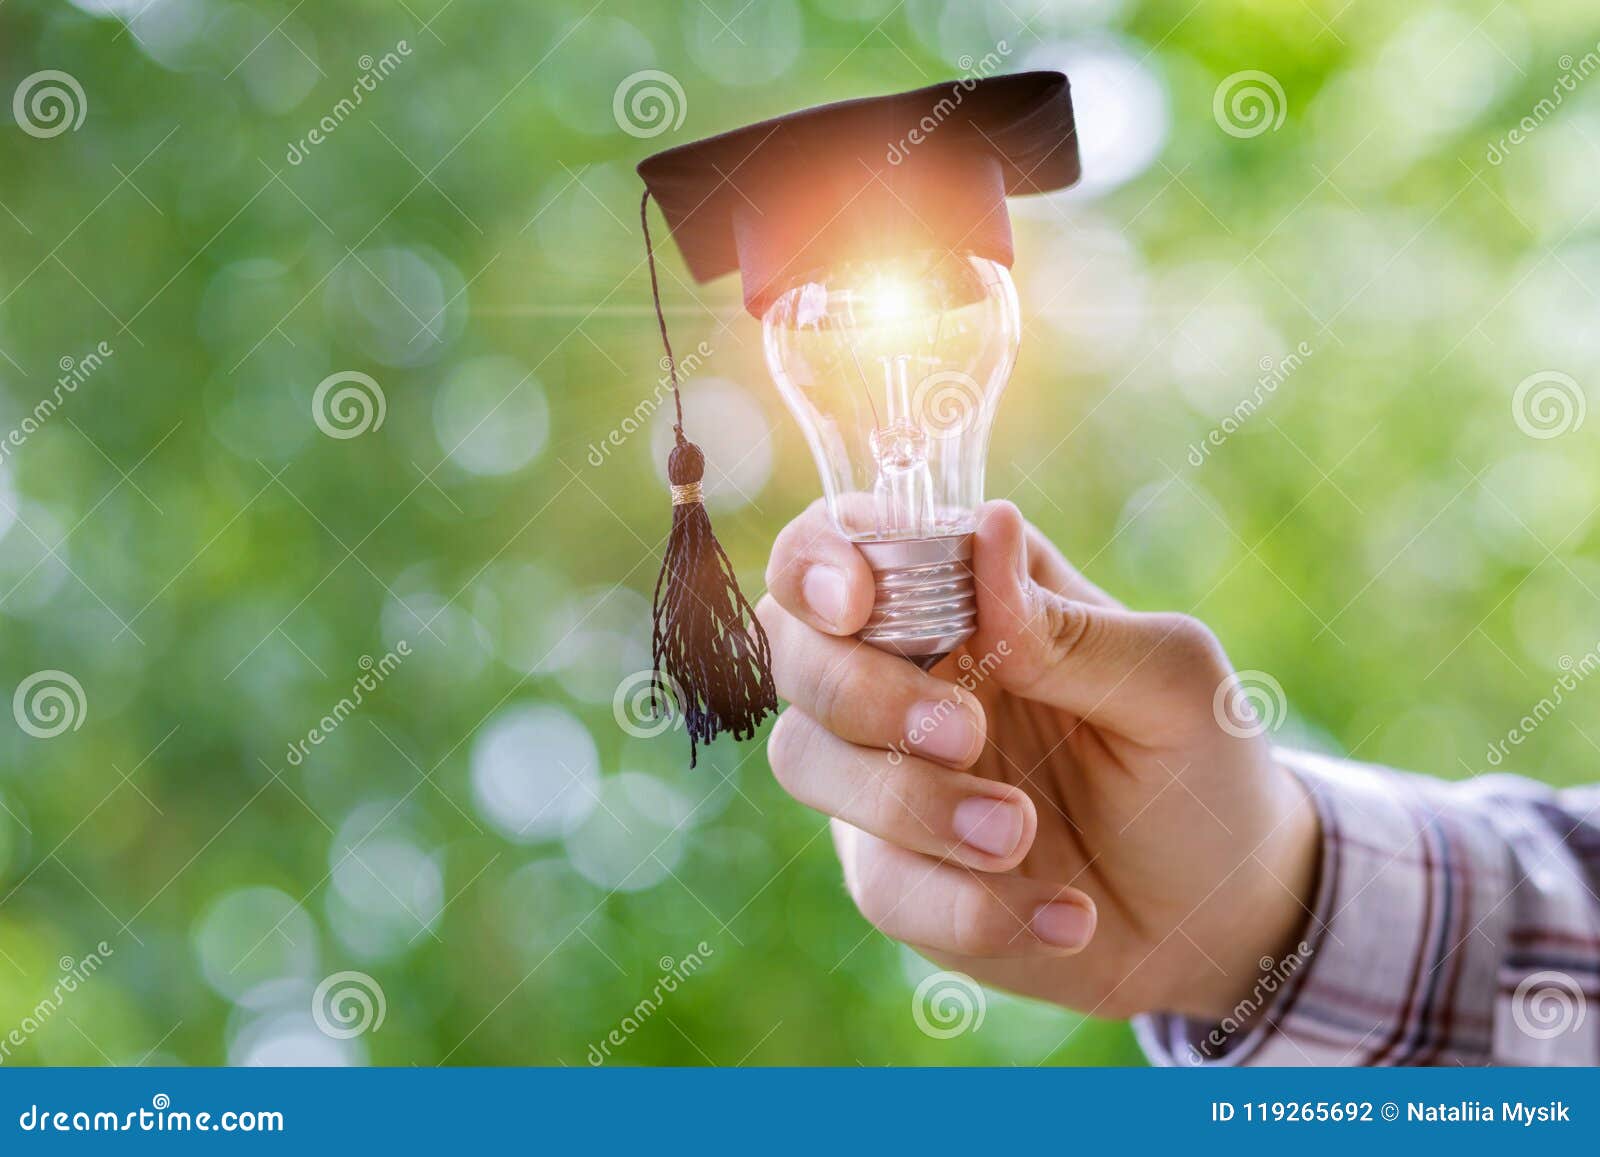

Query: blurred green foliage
[0,0,1597,1066]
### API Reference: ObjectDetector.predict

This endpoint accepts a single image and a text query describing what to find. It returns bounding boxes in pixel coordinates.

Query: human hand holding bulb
[756,499,1321,1022]
[757,247,1317,1020]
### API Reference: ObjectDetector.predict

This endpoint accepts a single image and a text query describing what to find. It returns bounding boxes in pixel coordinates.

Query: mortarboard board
[635,72,1080,765]
[639,70,1078,316]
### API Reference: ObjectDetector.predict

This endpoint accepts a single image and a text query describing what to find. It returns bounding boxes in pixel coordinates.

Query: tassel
[642,191,777,765]
[651,436,777,765]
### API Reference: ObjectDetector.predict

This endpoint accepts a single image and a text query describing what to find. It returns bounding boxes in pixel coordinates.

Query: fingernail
[906,699,980,764]
[952,797,1023,858]
[1032,900,1094,949]
[802,565,849,629]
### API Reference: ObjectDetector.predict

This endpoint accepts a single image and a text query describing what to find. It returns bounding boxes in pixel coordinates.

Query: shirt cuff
[1135,748,1512,1066]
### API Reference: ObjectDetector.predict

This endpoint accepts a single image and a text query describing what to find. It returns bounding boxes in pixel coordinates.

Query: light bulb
[762,250,1021,668]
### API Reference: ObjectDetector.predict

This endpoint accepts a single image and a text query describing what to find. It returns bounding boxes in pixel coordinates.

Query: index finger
[764,499,876,636]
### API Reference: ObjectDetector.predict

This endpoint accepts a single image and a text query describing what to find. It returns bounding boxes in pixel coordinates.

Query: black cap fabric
[638,71,1078,317]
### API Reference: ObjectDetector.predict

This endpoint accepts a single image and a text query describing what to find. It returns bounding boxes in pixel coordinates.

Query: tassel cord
[641,189,685,435]
[641,189,777,765]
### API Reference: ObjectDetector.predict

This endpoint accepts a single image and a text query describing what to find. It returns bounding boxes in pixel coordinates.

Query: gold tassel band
[670,481,704,507]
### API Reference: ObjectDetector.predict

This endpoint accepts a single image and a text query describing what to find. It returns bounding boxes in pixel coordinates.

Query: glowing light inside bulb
[867,276,919,323]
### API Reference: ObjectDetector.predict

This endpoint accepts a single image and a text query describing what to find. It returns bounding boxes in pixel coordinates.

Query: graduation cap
[636,71,1080,763]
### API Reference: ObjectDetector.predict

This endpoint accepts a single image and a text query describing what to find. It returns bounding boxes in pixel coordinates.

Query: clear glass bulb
[762,250,1021,664]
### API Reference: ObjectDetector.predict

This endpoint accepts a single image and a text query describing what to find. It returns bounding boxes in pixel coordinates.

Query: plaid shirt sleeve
[1134,748,1600,1066]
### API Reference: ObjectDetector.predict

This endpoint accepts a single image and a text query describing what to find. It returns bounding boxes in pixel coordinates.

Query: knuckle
[1090,989,1145,1021]
[754,593,781,636]
[765,709,814,791]
[1150,612,1226,674]
[768,510,835,592]
[949,881,1008,957]
[1037,592,1093,667]
[850,853,900,933]
[764,534,800,594]
[806,653,856,727]
[853,888,893,933]
[857,760,922,838]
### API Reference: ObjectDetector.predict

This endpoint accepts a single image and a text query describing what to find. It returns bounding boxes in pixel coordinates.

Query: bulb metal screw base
[854,534,976,668]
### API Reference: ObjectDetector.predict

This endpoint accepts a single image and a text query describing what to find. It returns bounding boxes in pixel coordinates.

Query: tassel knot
[667,435,704,485]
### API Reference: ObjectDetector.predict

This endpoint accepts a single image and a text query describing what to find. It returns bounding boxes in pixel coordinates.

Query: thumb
[966,501,1229,742]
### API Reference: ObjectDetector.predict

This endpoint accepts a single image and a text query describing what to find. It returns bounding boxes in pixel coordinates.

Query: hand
[756,500,1320,1021]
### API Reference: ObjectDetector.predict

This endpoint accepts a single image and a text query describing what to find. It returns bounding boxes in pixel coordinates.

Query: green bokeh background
[1,0,1597,1065]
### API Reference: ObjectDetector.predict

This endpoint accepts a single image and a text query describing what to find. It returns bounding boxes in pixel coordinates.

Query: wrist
[1176,755,1323,1022]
